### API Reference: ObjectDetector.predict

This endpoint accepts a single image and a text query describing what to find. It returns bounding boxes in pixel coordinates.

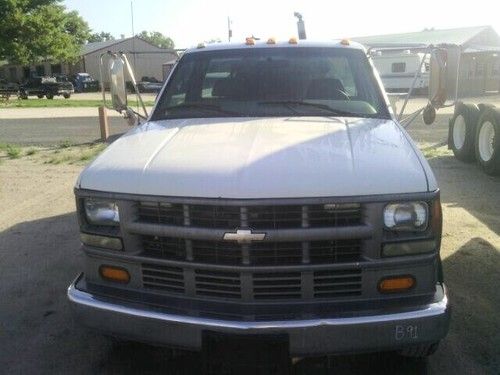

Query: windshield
[152,47,390,120]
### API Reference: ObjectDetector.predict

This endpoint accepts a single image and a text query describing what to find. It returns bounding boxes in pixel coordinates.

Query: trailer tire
[46,93,54,100]
[63,93,71,99]
[449,102,479,162]
[37,94,44,99]
[475,108,500,176]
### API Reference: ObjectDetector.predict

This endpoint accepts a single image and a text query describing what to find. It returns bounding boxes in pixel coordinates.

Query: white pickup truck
[68,39,450,360]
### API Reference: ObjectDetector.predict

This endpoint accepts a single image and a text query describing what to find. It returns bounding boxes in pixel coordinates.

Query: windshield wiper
[165,103,241,116]
[258,100,362,117]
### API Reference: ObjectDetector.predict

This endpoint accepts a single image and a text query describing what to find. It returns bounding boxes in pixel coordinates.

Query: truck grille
[132,199,367,303]
[141,236,362,266]
[136,202,362,229]
[141,264,362,301]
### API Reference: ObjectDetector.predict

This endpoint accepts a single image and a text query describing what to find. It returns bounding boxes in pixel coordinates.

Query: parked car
[19,76,74,99]
[68,40,450,361]
[126,76,164,93]
[72,73,100,93]
[0,79,19,98]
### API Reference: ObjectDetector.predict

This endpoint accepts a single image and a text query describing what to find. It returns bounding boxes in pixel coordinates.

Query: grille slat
[142,263,185,294]
[137,202,362,230]
[141,236,362,266]
[141,264,362,302]
[313,269,362,298]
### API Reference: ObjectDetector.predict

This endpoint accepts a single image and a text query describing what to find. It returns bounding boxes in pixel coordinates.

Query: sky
[64,0,500,49]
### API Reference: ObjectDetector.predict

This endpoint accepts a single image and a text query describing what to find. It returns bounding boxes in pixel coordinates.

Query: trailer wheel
[37,94,44,99]
[475,108,500,175]
[449,102,479,162]
[46,93,54,100]
[63,93,71,99]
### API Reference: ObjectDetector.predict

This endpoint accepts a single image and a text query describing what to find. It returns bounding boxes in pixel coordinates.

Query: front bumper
[68,274,450,356]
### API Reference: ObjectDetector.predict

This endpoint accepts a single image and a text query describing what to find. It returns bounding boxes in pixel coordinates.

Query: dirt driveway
[0,109,499,373]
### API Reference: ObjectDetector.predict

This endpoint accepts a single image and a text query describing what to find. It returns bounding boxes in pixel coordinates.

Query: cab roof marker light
[289,37,298,44]
[267,37,276,45]
[340,39,350,46]
[245,37,255,46]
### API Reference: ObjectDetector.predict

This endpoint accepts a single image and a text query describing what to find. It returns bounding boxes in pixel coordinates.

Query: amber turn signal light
[378,276,415,293]
[99,265,130,284]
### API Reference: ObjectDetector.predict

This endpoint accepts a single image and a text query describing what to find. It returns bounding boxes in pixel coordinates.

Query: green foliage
[88,31,115,43]
[6,144,21,159]
[137,30,175,49]
[0,0,90,64]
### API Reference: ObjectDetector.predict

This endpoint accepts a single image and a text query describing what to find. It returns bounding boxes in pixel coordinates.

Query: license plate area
[202,331,290,374]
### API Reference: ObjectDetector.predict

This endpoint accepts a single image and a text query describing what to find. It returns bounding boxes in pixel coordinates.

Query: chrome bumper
[68,274,450,356]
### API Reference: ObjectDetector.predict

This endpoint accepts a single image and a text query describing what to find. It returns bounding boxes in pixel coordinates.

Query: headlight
[384,202,428,231]
[84,199,119,226]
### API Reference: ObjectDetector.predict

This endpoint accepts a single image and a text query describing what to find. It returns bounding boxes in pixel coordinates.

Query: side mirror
[428,49,447,108]
[428,46,461,109]
[108,55,127,112]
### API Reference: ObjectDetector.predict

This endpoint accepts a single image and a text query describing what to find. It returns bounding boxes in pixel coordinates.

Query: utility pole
[294,12,306,40]
[227,17,232,42]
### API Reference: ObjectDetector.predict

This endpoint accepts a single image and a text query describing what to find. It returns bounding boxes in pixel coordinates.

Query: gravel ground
[0,97,499,374]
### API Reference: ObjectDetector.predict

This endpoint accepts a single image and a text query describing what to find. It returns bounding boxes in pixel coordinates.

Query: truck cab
[68,39,449,358]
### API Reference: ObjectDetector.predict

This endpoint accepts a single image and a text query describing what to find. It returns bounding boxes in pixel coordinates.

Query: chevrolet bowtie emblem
[223,229,266,244]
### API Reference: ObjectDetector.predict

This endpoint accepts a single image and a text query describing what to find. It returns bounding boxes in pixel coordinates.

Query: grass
[0,142,107,165]
[0,144,22,159]
[0,99,155,109]
[420,142,453,159]
[44,143,107,165]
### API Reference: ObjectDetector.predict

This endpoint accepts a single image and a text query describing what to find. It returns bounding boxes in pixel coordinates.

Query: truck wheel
[63,93,71,99]
[449,102,479,162]
[20,93,28,100]
[399,342,439,358]
[475,108,500,175]
[46,94,54,100]
[37,94,44,99]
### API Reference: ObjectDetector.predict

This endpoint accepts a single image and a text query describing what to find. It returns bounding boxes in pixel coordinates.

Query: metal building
[352,26,500,96]
[0,36,178,85]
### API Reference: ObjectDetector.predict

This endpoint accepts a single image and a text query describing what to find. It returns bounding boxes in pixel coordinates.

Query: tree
[137,31,175,49]
[0,0,90,64]
[88,31,115,43]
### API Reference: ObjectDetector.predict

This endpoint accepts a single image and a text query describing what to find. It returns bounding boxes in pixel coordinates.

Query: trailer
[372,50,429,94]
[381,45,500,176]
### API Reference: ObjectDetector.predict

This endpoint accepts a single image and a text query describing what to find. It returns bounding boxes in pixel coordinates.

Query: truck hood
[77,117,436,198]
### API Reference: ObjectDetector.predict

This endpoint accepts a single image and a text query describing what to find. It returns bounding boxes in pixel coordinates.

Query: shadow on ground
[427,154,500,236]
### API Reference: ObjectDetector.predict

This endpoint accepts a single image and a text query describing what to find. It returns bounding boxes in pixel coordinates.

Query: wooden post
[98,106,109,141]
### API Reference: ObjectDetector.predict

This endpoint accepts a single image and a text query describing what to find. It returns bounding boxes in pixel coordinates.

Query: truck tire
[63,93,71,99]
[37,94,44,99]
[20,93,28,100]
[475,108,500,175]
[46,93,54,100]
[399,342,439,358]
[449,102,479,162]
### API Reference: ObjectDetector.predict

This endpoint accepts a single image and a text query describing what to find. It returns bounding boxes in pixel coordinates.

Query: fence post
[98,106,109,141]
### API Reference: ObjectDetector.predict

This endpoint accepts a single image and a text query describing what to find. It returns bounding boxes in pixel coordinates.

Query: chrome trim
[68,275,448,330]
[223,229,266,244]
